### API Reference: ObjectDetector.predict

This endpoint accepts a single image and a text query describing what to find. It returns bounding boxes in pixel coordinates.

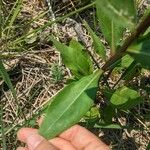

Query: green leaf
[112,61,141,87]
[50,36,93,79]
[101,88,117,123]
[96,0,136,28]
[127,40,150,69]
[105,55,134,72]
[0,60,17,100]
[95,123,123,129]
[101,105,115,123]
[110,86,142,110]
[122,61,141,81]
[138,27,150,42]
[6,0,23,36]
[95,123,142,130]
[96,0,136,53]
[103,87,115,100]
[84,106,100,119]
[84,21,106,60]
[39,70,102,139]
[121,54,134,68]
[69,39,94,72]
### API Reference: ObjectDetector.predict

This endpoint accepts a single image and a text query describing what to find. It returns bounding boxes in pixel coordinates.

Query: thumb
[27,133,59,150]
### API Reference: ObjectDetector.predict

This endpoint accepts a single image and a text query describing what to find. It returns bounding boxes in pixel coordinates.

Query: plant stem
[102,13,150,71]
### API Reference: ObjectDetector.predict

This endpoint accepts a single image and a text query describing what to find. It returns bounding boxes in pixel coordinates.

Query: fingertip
[17,129,46,150]
[17,128,38,142]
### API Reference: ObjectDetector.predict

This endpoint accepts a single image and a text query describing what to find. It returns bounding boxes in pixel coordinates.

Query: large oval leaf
[50,36,93,79]
[110,86,142,110]
[39,70,102,139]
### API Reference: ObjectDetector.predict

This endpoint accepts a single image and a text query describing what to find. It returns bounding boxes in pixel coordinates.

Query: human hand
[17,125,110,150]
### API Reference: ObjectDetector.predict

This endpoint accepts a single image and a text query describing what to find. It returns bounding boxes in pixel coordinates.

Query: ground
[0,0,150,150]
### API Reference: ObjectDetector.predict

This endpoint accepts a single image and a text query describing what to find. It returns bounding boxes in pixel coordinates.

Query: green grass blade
[10,9,49,31]
[0,0,4,37]
[13,2,95,45]
[0,105,7,150]
[113,60,138,88]
[5,0,20,24]
[6,0,23,36]
[26,10,49,26]
[0,60,17,100]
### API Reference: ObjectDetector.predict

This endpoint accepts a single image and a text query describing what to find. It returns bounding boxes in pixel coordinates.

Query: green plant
[0,1,149,149]
[0,0,96,134]
[0,0,21,99]
[0,0,95,88]
[39,0,150,139]
[51,63,64,83]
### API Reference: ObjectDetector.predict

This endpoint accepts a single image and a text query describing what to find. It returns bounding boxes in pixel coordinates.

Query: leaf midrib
[127,49,150,57]
[46,71,100,132]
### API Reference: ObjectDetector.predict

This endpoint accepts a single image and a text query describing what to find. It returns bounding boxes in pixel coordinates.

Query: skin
[17,125,110,150]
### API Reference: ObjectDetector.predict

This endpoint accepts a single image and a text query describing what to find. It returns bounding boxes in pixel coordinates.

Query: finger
[17,128,58,150]
[17,128,38,142]
[59,125,110,150]
[50,137,76,150]
[17,128,75,150]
